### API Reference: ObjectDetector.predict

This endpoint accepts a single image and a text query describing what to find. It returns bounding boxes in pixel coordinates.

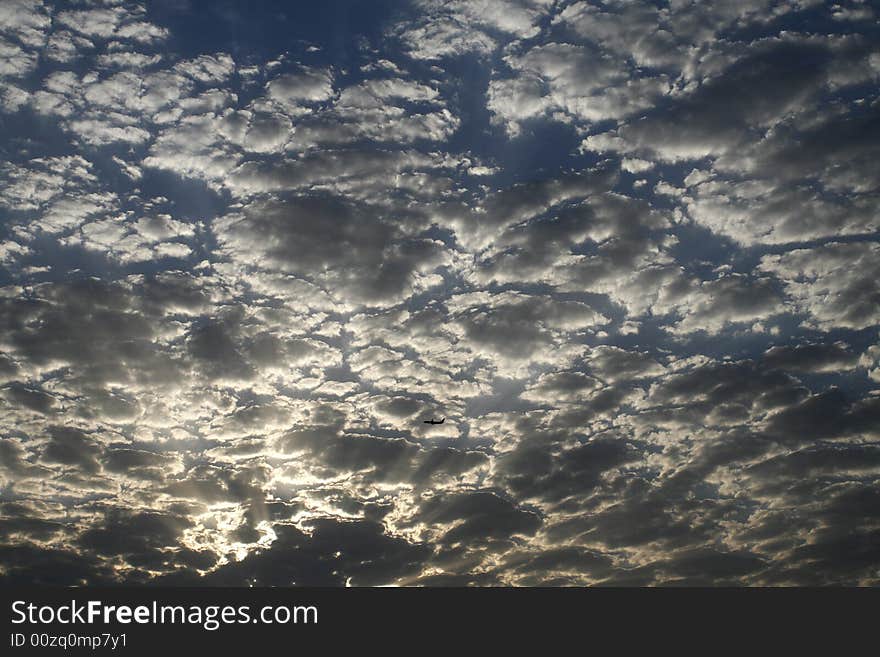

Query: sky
[0,0,879,586]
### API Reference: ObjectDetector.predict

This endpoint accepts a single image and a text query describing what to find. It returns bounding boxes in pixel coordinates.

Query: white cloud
[760,242,880,330]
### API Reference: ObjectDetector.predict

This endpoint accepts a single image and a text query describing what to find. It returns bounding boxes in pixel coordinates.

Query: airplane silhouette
[423,418,445,425]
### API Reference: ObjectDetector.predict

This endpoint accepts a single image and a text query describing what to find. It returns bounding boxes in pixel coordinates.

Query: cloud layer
[1,0,879,586]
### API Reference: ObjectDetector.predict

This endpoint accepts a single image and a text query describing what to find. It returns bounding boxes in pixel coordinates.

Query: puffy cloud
[860,345,880,383]
[489,41,668,133]
[667,273,784,334]
[395,0,552,61]
[0,0,51,49]
[468,187,671,302]
[266,67,335,107]
[762,342,860,374]
[760,242,880,330]
[445,290,605,371]
[144,112,241,181]
[680,174,880,245]
[56,5,167,44]
[214,194,450,307]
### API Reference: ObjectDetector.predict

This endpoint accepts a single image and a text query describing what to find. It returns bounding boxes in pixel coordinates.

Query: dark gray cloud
[215,194,448,307]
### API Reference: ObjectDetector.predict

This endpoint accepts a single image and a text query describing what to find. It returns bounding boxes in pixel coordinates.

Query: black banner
[1,587,876,652]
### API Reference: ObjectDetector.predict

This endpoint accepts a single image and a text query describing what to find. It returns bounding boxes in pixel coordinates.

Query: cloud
[760,242,880,330]
[667,273,783,334]
[680,174,880,245]
[408,490,542,545]
[1,0,879,587]
[762,342,860,373]
[215,194,450,307]
[394,0,551,61]
[56,5,167,44]
[489,41,668,133]
[40,426,102,474]
[267,67,335,106]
